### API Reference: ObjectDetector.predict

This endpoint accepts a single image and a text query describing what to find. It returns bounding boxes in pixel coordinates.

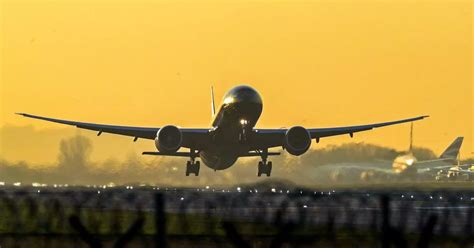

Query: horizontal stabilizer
[142,152,193,157]
[142,151,281,157]
[240,152,281,157]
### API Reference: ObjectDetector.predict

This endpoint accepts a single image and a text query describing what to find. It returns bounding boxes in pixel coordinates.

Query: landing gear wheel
[257,161,272,177]
[186,161,191,176]
[266,161,272,177]
[194,161,200,176]
[186,161,200,176]
[257,161,264,177]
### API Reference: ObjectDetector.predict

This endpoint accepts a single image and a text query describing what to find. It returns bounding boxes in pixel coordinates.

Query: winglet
[210,86,216,117]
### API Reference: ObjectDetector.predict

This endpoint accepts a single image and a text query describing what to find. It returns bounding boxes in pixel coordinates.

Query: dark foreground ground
[0,183,473,247]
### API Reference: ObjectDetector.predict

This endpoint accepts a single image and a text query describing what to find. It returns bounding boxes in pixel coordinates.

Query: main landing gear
[257,149,272,177]
[186,149,200,176]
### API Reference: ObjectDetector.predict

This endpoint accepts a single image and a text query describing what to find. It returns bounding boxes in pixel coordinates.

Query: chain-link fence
[0,187,473,247]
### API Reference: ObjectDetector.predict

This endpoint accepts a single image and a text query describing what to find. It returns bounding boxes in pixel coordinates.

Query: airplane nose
[224,85,262,105]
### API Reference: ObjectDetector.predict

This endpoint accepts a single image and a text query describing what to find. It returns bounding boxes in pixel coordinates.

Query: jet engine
[284,126,311,156]
[155,125,182,153]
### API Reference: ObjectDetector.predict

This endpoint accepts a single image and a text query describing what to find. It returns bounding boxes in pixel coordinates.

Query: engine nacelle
[284,126,311,156]
[155,125,182,153]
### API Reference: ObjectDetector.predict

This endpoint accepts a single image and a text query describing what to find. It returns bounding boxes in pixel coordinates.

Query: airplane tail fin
[439,137,463,160]
[408,122,413,152]
[210,86,216,117]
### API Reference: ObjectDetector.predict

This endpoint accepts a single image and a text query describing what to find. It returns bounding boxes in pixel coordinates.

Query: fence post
[155,193,167,248]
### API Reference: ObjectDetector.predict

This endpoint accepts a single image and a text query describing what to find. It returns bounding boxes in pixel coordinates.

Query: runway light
[13,182,21,187]
[97,190,101,194]
[255,189,258,193]
[271,188,276,193]
[237,187,241,192]
[430,196,433,199]
[206,185,210,189]
[37,190,40,193]
[439,196,443,200]
[303,205,308,208]
[0,182,5,186]
[401,195,405,198]
[410,195,414,199]
[180,197,184,201]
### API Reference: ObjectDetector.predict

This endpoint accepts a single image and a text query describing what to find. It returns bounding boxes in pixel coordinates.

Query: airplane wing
[17,113,428,152]
[328,162,395,174]
[449,169,474,175]
[16,113,210,149]
[411,158,456,171]
[252,115,429,149]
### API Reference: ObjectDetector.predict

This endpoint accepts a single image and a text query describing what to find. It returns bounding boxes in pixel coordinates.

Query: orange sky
[1,0,472,164]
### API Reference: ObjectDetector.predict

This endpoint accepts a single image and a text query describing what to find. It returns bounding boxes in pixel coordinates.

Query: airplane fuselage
[199,85,263,170]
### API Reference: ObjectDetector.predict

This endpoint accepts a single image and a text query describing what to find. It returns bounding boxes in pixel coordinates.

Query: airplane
[388,121,466,175]
[393,136,465,175]
[16,85,428,177]
[329,136,466,179]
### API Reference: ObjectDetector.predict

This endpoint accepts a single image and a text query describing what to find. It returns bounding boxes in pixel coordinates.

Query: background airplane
[17,85,428,177]
[328,135,465,180]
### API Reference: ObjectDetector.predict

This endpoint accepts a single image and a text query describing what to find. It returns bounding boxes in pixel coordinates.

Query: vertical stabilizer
[211,86,216,117]
[439,137,463,159]
[408,122,413,152]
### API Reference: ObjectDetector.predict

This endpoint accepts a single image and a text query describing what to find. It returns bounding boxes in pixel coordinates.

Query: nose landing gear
[256,149,272,177]
[186,149,200,176]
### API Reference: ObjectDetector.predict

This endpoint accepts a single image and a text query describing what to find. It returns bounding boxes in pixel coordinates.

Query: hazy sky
[1,0,472,164]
